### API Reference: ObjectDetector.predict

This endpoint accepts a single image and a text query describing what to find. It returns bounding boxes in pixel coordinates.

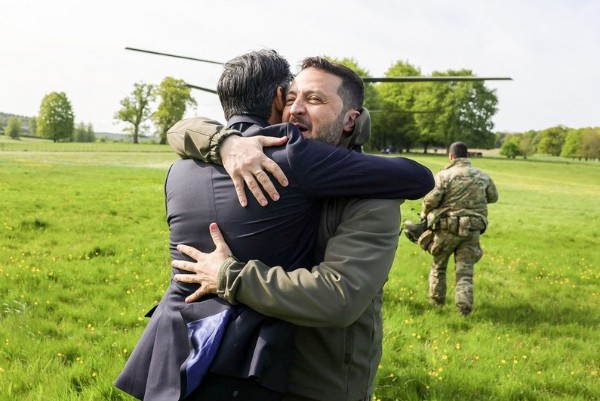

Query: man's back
[117,119,315,400]
[165,148,320,397]
[166,156,318,272]
[424,158,498,225]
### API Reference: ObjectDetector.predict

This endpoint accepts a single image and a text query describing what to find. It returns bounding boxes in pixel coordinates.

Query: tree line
[113,77,195,144]
[109,58,500,150]
[332,58,499,154]
[497,127,600,161]
[1,76,195,145]
[2,58,501,149]
[3,57,599,159]
[1,95,95,143]
[331,57,599,160]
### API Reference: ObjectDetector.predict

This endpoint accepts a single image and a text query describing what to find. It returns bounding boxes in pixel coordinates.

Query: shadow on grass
[476,301,599,332]
[399,295,598,335]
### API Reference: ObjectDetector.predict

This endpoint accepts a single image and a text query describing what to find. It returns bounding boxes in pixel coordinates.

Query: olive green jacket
[218,197,400,400]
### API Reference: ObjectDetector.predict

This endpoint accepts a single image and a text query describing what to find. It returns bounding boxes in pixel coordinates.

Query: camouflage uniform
[421,158,498,315]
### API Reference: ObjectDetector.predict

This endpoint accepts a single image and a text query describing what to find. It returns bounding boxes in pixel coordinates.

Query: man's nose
[289,98,305,115]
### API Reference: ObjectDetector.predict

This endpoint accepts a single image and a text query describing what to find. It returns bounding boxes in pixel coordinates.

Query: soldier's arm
[486,177,499,204]
[421,174,444,217]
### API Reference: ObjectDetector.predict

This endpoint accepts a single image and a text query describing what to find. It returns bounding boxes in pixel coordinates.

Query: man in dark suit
[115,50,433,401]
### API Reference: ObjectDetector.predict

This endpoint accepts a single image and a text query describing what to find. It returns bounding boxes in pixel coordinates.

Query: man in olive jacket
[171,57,434,401]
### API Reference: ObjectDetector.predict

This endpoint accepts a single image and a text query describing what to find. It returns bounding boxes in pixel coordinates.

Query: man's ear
[268,86,285,124]
[343,109,361,133]
[275,86,285,113]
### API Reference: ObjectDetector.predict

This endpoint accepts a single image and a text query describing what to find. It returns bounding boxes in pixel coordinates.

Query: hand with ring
[219,135,289,207]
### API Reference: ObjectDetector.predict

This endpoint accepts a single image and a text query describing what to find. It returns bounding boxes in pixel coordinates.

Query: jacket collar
[227,115,269,130]
[444,157,471,170]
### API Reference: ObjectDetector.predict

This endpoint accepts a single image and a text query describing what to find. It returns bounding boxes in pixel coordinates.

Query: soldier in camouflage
[420,142,498,315]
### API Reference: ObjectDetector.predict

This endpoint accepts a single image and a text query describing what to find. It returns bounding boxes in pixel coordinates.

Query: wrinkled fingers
[172,260,198,273]
[176,244,203,260]
[241,171,268,206]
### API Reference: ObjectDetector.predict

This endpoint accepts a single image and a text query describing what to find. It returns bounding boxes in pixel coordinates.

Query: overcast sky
[2,0,599,133]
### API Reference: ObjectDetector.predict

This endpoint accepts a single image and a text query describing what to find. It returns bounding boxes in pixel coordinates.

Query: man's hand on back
[172,223,232,303]
[220,135,289,207]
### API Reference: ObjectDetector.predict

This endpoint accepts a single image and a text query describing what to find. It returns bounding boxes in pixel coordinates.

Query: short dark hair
[449,141,468,158]
[217,49,292,121]
[300,57,364,112]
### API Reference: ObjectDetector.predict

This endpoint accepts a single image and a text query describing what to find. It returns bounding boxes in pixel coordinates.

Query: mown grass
[0,136,169,153]
[0,149,598,400]
[0,151,177,400]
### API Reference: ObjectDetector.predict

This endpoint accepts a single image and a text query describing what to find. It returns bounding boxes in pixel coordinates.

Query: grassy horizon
[0,150,598,400]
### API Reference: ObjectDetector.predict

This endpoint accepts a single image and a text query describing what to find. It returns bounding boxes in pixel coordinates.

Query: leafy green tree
[37,92,75,142]
[373,61,423,152]
[413,80,448,152]
[519,134,536,159]
[74,122,86,142]
[500,136,521,158]
[560,129,583,159]
[153,77,196,144]
[458,78,498,149]
[369,100,413,152]
[28,117,37,136]
[73,122,95,142]
[86,123,96,143]
[414,70,498,152]
[537,126,567,156]
[4,116,22,139]
[495,131,509,148]
[115,81,156,144]
[580,128,600,160]
[522,130,540,154]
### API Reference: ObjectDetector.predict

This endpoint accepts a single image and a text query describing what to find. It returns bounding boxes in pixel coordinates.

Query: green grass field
[0,147,598,400]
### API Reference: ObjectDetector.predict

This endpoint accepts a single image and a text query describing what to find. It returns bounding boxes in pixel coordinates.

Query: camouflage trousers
[428,229,483,315]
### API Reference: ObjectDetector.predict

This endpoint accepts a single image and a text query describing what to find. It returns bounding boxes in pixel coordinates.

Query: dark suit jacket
[115,115,434,400]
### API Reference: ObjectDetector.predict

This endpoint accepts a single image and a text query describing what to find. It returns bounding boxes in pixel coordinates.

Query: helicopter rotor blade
[125,47,224,65]
[370,109,437,114]
[363,76,512,83]
[125,48,512,83]
[184,83,218,94]
[125,47,512,83]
